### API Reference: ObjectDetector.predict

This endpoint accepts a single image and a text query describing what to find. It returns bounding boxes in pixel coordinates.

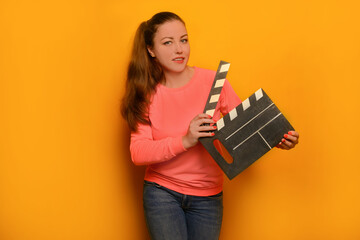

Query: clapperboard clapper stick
[199,61,295,180]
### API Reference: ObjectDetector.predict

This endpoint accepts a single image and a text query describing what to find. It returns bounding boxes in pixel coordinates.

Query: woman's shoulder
[193,66,217,85]
[194,66,216,77]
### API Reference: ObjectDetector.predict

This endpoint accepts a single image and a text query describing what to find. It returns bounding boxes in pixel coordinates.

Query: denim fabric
[143,181,223,240]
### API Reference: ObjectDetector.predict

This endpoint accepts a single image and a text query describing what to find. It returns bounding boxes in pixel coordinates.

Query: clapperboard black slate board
[199,61,295,180]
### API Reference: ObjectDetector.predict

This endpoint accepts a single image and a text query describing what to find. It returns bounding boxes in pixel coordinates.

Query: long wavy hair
[121,12,185,132]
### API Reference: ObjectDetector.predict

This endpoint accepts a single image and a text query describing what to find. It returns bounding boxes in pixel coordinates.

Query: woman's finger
[283,134,298,144]
[198,131,215,138]
[198,124,217,132]
[281,138,295,148]
[277,142,290,150]
[288,131,299,139]
[196,113,213,120]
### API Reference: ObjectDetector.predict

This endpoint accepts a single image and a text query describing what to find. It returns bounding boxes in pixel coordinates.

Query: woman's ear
[147,47,155,58]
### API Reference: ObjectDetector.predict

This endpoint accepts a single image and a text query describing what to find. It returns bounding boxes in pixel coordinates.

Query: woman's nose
[174,42,183,53]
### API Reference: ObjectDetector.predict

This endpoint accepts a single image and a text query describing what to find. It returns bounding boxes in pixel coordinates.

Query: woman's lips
[173,57,185,63]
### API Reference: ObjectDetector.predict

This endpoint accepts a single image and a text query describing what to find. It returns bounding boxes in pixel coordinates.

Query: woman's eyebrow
[160,37,173,41]
[160,34,188,41]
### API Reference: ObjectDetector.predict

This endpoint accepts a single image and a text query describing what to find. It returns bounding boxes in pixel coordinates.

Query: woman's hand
[182,114,216,149]
[276,130,299,150]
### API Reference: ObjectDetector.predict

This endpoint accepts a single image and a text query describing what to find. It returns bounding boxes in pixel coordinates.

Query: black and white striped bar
[199,62,294,180]
[203,60,231,117]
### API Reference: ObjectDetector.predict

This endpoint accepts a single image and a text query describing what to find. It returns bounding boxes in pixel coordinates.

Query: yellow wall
[1,0,359,239]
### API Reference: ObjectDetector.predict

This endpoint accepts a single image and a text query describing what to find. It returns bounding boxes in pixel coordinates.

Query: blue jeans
[143,181,223,240]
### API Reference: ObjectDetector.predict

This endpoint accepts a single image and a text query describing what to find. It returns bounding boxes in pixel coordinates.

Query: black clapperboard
[199,61,295,180]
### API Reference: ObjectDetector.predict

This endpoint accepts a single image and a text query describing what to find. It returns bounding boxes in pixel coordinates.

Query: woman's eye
[163,41,172,45]
[181,39,188,43]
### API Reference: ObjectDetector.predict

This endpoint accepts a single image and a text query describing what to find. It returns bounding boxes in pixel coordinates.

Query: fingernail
[208,115,212,118]
[284,134,288,138]
[288,131,292,135]
[211,133,215,136]
[282,139,286,143]
[213,126,217,129]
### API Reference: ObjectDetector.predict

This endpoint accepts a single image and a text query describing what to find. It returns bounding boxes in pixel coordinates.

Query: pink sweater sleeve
[130,123,187,166]
[219,79,242,116]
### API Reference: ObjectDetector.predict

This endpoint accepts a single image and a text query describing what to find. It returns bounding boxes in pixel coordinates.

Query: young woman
[121,12,299,240]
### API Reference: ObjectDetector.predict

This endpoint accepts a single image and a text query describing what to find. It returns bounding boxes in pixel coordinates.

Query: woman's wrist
[182,135,195,149]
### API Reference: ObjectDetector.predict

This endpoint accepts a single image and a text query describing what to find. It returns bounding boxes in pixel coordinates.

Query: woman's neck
[163,66,194,88]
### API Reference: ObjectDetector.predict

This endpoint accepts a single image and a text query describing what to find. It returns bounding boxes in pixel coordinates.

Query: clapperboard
[199,61,295,180]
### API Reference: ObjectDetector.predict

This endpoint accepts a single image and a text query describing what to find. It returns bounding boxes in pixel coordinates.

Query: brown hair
[121,12,185,132]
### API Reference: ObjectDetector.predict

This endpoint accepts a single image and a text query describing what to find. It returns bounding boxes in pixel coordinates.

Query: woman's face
[148,20,190,75]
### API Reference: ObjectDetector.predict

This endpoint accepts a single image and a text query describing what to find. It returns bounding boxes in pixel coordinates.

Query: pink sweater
[130,66,241,196]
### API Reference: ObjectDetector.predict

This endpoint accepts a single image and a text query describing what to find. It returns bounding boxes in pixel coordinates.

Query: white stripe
[219,63,230,73]
[225,103,275,141]
[229,108,237,120]
[233,112,282,150]
[242,98,250,111]
[214,79,225,88]
[217,118,225,131]
[258,132,271,149]
[206,109,215,117]
[255,88,263,100]
[209,94,220,103]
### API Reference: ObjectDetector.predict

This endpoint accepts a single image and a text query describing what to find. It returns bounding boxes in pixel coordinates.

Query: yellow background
[1,0,359,239]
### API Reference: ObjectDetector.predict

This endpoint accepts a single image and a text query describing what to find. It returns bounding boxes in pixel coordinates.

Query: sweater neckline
[158,66,198,92]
